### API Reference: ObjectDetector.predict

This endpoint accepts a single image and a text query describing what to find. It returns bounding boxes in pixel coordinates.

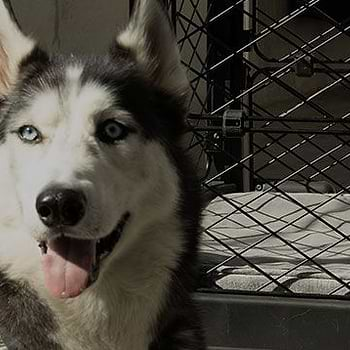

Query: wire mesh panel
[172,0,350,297]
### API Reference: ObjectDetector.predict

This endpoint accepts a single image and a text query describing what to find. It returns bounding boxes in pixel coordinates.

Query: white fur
[0,1,34,94]
[0,146,40,281]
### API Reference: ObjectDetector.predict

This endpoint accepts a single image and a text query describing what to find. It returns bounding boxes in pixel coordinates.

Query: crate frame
[169,1,350,347]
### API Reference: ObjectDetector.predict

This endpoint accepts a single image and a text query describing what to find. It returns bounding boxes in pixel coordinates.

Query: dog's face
[6,60,181,244]
[0,0,188,299]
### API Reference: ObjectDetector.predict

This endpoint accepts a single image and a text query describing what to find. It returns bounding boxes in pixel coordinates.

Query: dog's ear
[0,0,35,97]
[115,0,188,100]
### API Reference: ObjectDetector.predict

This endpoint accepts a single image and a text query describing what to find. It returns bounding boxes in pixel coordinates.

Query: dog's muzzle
[35,186,130,299]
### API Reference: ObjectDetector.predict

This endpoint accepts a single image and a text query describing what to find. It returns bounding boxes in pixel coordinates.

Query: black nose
[36,188,87,227]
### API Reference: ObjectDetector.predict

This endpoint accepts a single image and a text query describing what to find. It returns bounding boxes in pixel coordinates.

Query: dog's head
[0,0,189,298]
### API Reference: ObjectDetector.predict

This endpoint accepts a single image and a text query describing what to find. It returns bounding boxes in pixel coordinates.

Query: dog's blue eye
[97,120,129,144]
[17,125,42,143]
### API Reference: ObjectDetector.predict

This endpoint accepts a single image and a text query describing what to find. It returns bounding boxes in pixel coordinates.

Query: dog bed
[201,192,350,295]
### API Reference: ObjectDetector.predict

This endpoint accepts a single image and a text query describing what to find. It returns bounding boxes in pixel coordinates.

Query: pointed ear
[0,0,35,97]
[115,0,189,100]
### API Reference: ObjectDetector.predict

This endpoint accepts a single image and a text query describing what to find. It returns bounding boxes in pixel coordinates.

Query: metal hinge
[222,109,245,137]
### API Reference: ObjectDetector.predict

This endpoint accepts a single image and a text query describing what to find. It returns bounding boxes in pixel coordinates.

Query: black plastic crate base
[196,291,350,350]
[208,348,254,350]
[208,347,247,350]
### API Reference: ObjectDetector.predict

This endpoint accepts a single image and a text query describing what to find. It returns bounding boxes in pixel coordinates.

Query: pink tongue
[42,237,95,299]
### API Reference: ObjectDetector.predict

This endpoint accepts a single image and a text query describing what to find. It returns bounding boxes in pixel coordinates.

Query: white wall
[11,0,129,54]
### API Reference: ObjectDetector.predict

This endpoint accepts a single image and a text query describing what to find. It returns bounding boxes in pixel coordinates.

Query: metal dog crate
[168,0,350,348]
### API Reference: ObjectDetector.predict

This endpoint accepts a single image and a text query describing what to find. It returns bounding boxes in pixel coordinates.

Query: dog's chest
[57,326,150,350]
[49,279,164,350]
[54,301,153,350]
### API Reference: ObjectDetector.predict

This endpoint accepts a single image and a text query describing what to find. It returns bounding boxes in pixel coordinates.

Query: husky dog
[0,0,205,349]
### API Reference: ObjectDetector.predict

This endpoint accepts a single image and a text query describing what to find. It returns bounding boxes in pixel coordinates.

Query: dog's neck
[38,215,183,350]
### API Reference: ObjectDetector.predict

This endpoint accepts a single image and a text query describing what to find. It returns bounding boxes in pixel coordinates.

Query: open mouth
[38,212,130,299]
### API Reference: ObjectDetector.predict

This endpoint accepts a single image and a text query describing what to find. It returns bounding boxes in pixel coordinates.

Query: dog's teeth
[38,241,48,255]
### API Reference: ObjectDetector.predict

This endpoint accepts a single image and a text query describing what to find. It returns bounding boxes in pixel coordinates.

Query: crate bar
[207,0,245,189]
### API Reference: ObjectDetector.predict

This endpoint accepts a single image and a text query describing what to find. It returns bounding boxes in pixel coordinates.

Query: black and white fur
[0,0,205,349]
